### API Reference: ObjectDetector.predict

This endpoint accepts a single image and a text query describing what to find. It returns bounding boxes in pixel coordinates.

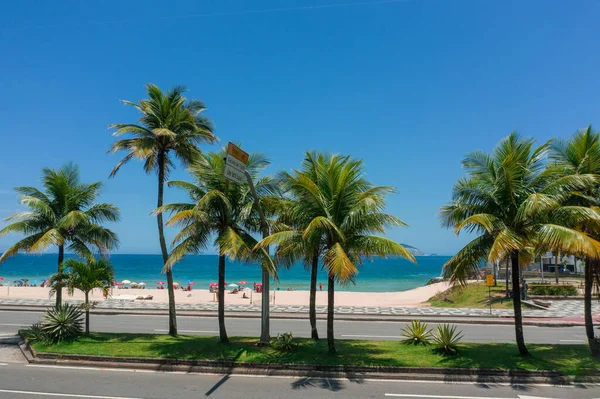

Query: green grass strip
[32,333,598,375]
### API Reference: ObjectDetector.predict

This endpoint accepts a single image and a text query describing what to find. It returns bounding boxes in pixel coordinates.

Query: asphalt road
[0,361,597,399]
[0,310,590,343]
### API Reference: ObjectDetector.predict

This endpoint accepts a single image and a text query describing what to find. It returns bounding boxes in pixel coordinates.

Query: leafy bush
[432,324,463,354]
[42,304,83,343]
[22,323,50,344]
[273,332,296,352]
[529,285,578,296]
[401,320,432,345]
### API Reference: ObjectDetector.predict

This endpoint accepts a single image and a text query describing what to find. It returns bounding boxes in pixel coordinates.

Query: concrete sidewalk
[1,297,598,326]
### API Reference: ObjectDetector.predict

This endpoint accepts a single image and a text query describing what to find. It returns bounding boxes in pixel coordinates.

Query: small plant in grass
[432,324,463,354]
[400,320,432,345]
[22,323,50,345]
[273,332,296,352]
[42,304,83,343]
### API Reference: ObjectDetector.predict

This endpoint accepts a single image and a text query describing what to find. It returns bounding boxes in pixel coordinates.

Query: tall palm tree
[550,125,600,357]
[263,206,323,341]
[259,152,415,353]
[158,148,277,343]
[0,163,119,306]
[51,258,114,335]
[440,132,600,356]
[108,84,216,335]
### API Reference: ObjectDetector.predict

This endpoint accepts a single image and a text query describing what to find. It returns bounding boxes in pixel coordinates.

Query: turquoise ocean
[0,254,449,292]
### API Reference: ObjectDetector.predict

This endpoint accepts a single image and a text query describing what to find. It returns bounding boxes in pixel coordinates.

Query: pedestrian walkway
[0,298,598,318]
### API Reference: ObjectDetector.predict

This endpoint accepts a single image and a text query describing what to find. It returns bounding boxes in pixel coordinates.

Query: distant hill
[401,244,430,256]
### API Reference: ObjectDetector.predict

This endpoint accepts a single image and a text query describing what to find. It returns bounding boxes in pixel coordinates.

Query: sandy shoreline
[0,282,452,307]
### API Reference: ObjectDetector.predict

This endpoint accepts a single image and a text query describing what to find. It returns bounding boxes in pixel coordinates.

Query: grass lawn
[31,333,598,375]
[428,282,520,309]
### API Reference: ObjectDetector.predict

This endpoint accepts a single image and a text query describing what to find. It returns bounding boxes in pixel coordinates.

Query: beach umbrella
[0,277,4,281]
[157,281,165,285]
[227,283,239,288]
[173,282,180,286]
[238,280,247,285]
[138,282,146,286]
[187,282,195,286]
[209,282,218,287]
[121,280,131,284]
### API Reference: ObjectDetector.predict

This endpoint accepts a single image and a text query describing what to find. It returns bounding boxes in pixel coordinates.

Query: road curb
[0,305,586,327]
[23,346,600,384]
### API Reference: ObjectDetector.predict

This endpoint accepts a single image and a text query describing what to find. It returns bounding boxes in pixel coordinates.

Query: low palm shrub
[400,320,432,345]
[432,324,463,354]
[42,304,83,342]
[22,323,50,344]
[273,332,296,352]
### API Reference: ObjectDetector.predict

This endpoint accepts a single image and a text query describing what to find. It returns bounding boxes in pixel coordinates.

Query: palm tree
[550,125,600,357]
[0,163,120,306]
[51,258,114,335]
[259,152,415,353]
[158,148,277,344]
[108,84,216,335]
[263,205,323,341]
[440,132,600,356]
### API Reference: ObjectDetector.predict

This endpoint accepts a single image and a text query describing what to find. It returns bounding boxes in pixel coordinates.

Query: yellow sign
[486,274,494,287]
[227,142,249,164]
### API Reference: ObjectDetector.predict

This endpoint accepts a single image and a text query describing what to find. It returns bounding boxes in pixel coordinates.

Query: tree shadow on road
[290,372,364,392]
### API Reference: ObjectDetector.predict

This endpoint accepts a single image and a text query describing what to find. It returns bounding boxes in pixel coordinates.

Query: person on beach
[319,282,322,291]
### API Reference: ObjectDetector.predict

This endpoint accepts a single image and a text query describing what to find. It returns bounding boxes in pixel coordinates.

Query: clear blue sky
[0,0,598,255]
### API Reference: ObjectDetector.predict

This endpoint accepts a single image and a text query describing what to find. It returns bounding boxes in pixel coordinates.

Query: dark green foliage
[401,320,432,345]
[273,332,296,352]
[42,304,83,342]
[529,284,578,296]
[22,323,50,344]
[432,324,464,354]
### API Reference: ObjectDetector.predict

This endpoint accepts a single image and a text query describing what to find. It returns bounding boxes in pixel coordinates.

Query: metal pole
[244,170,271,346]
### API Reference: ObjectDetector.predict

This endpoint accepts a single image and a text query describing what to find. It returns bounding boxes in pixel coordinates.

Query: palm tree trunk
[259,267,270,345]
[85,292,90,336]
[511,250,528,356]
[327,275,335,354]
[584,258,600,357]
[555,252,560,284]
[505,257,510,297]
[157,151,177,335]
[218,253,228,343]
[55,245,64,307]
[309,254,319,341]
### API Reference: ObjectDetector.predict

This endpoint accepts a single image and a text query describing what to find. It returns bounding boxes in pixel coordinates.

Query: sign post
[486,274,494,315]
[223,142,272,346]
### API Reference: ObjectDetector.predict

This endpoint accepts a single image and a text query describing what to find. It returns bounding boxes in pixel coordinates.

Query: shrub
[529,285,578,296]
[22,323,50,344]
[401,320,432,345]
[432,324,463,354]
[42,304,83,342]
[273,332,295,352]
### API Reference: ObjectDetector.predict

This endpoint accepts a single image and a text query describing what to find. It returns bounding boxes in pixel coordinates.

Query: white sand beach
[0,281,452,307]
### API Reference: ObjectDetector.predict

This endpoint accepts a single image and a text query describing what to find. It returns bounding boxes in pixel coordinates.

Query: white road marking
[342,334,399,338]
[0,363,7,366]
[385,394,555,399]
[0,389,146,399]
[153,329,217,333]
[559,339,584,342]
